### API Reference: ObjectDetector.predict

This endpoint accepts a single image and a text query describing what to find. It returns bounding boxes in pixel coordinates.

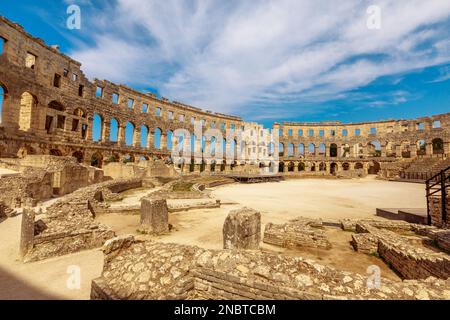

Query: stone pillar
[139,198,169,234]
[426,143,433,156]
[381,145,387,157]
[20,208,35,258]
[410,144,417,158]
[102,122,110,142]
[160,134,167,151]
[148,132,154,150]
[133,130,141,148]
[118,126,125,145]
[223,207,261,250]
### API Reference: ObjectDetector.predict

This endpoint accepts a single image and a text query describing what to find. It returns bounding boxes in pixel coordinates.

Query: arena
[0,16,449,300]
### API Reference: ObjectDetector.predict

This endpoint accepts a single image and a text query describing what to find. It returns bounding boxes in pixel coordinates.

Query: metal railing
[425,165,450,225]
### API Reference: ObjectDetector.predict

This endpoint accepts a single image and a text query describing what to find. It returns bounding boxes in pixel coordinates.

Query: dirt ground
[0,177,424,299]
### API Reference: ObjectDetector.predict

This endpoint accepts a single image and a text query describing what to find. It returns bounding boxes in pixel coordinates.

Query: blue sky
[1,0,450,128]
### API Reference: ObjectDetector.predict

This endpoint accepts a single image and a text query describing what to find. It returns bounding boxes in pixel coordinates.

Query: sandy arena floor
[0,177,425,299]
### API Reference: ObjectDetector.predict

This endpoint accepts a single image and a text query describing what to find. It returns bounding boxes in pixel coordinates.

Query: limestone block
[139,197,169,234]
[223,207,261,249]
[20,208,35,258]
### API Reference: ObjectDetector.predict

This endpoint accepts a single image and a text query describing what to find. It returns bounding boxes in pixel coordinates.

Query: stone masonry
[139,197,169,235]
[223,207,261,250]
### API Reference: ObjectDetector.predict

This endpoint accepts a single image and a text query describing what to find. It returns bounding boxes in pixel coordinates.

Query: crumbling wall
[428,196,450,228]
[91,236,450,300]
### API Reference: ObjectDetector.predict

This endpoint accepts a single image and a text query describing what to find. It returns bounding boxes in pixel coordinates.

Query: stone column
[20,208,35,258]
[148,132,154,150]
[133,130,141,148]
[139,198,169,234]
[118,126,125,145]
[426,143,433,156]
[102,122,110,142]
[160,134,167,151]
[223,207,261,250]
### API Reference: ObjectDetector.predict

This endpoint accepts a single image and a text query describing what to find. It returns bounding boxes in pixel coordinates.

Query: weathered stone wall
[428,196,450,228]
[223,207,261,250]
[263,218,331,249]
[91,236,450,300]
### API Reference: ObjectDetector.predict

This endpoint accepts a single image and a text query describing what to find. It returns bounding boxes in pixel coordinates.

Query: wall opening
[25,52,37,69]
[92,114,103,142]
[125,122,135,146]
[154,128,162,149]
[432,138,444,154]
[140,125,149,148]
[72,151,84,163]
[91,152,103,168]
[19,92,37,131]
[330,144,337,157]
[109,118,119,142]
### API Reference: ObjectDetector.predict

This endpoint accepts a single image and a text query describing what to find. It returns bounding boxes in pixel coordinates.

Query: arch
[310,162,316,171]
[368,140,381,157]
[167,130,173,150]
[330,143,338,157]
[109,118,119,142]
[122,154,135,163]
[72,151,84,163]
[91,152,104,168]
[288,143,294,157]
[288,161,295,172]
[125,122,135,146]
[92,113,103,142]
[342,162,350,171]
[368,161,380,174]
[432,138,444,155]
[308,143,315,155]
[340,143,350,157]
[355,162,364,170]
[319,162,326,171]
[19,92,38,131]
[417,139,426,155]
[279,161,285,172]
[48,100,65,111]
[400,141,411,158]
[17,145,36,158]
[279,143,284,156]
[318,143,326,156]
[140,125,149,148]
[298,162,305,171]
[73,108,87,118]
[330,162,338,175]
[49,149,62,156]
[210,160,216,172]
[154,128,162,149]
[298,143,305,156]
[268,142,275,156]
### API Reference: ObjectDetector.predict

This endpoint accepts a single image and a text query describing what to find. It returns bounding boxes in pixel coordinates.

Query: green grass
[172,182,195,192]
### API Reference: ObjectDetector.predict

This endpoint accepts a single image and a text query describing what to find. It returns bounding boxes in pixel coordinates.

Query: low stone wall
[91,236,450,300]
[20,178,142,262]
[353,221,450,280]
[428,196,450,228]
[263,218,331,249]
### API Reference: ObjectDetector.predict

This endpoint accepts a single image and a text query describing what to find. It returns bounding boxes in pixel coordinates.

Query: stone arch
[330,143,338,157]
[319,162,326,171]
[342,162,350,171]
[355,162,364,170]
[288,161,295,172]
[288,143,294,157]
[154,127,162,149]
[125,122,135,146]
[318,143,326,156]
[91,152,104,168]
[279,142,284,157]
[298,161,305,171]
[432,138,444,155]
[92,113,103,142]
[17,145,36,158]
[109,118,119,142]
[72,151,84,163]
[340,143,350,157]
[310,162,316,171]
[140,125,149,148]
[368,140,381,157]
[19,92,38,131]
[330,162,338,175]
[298,143,305,156]
[279,161,285,172]
[368,161,380,174]
[308,143,315,156]
[167,129,174,150]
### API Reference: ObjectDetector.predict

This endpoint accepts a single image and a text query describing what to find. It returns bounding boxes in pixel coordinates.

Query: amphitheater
[0,16,449,300]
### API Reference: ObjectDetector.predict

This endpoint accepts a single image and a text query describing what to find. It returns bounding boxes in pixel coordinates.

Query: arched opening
[319,162,326,171]
[288,161,295,172]
[298,162,305,171]
[308,143,315,156]
[368,140,381,157]
[298,143,305,156]
[220,162,225,172]
[154,128,162,149]
[279,162,285,172]
[210,160,216,172]
[401,141,411,158]
[268,142,275,156]
[48,100,65,112]
[109,118,119,142]
[125,122,135,146]
[279,143,284,157]
[330,163,338,175]
[19,92,37,131]
[342,162,350,171]
[288,143,294,157]
[417,140,426,156]
[92,113,103,142]
[49,149,62,156]
[355,162,364,170]
[123,154,135,163]
[330,144,338,157]
[91,152,103,168]
[167,130,173,150]
[72,151,84,163]
[318,143,326,156]
[310,163,316,171]
[340,144,350,157]
[140,125,149,148]
[368,161,380,174]
[432,138,444,155]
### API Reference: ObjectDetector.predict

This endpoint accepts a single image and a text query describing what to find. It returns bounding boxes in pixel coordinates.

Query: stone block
[139,197,169,234]
[223,207,261,250]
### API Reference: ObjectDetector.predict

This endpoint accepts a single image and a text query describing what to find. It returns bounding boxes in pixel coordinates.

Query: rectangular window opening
[25,52,37,69]
[53,74,61,88]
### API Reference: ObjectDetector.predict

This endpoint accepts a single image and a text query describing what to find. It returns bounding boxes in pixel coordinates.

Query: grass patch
[172,182,195,192]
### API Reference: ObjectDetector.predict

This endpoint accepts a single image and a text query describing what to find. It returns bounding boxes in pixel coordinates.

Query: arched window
[154,128,162,149]
[330,143,337,157]
[318,143,325,155]
[92,114,103,142]
[109,118,119,142]
[125,122,135,146]
[167,130,173,150]
[308,143,315,155]
[140,125,149,148]
[19,92,37,131]
[432,138,444,154]
[298,143,305,156]
[288,143,294,157]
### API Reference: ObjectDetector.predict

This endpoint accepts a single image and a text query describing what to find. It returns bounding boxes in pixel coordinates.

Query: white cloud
[70,0,450,116]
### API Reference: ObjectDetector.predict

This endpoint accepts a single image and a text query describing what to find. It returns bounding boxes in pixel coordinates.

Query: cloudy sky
[1,0,450,126]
